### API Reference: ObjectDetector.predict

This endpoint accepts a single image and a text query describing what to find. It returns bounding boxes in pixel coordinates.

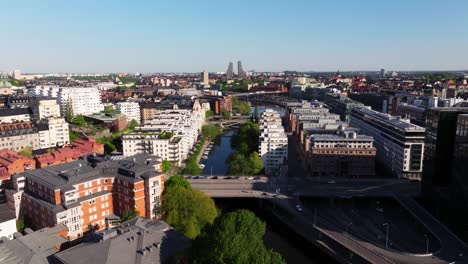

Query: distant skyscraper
[237,61,246,78]
[380,68,386,77]
[226,62,234,78]
[201,70,209,85]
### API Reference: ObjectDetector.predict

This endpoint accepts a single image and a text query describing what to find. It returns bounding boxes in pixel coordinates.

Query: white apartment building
[38,118,70,149]
[116,102,141,123]
[350,107,425,180]
[29,86,104,116]
[123,105,205,164]
[57,87,104,116]
[259,109,288,176]
[31,98,61,120]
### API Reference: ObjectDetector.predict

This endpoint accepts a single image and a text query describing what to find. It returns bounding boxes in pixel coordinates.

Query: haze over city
[2,0,468,73]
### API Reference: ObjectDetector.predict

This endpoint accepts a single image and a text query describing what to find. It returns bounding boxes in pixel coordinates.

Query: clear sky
[1,0,467,73]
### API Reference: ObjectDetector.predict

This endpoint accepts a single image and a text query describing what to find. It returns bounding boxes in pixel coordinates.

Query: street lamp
[424,234,429,254]
[383,223,389,249]
[346,222,353,240]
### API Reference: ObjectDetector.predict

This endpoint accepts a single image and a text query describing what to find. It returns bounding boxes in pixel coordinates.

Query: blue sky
[1,0,467,73]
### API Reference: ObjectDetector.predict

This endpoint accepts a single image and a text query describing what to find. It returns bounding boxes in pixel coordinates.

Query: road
[187,176,468,263]
[187,176,420,198]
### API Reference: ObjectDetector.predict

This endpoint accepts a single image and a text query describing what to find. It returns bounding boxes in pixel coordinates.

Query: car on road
[295,204,303,212]
[376,207,384,213]
[191,176,199,179]
[211,176,218,179]
[261,192,268,196]
[224,176,233,180]
[246,177,255,180]
[254,176,261,180]
[328,180,336,184]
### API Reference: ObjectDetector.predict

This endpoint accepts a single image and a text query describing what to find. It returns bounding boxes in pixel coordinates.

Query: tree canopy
[228,122,262,175]
[192,209,285,264]
[202,124,222,139]
[232,121,259,155]
[162,185,217,239]
[18,147,33,158]
[162,160,171,173]
[232,97,251,115]
[71,114,87,126]
[165,175,191,190]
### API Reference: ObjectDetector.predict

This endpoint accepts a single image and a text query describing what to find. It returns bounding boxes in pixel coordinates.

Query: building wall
[0,218,17,240]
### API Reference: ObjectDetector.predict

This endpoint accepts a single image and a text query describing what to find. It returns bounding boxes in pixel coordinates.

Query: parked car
[295,204,303,212]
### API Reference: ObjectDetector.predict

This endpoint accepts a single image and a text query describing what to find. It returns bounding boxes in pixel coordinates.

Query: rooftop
[53,218,191,264]
[21,154,162,190]
[0,225,68,264]
[84,112,124,122]
[353,107,425,131]
[0,203,15,223]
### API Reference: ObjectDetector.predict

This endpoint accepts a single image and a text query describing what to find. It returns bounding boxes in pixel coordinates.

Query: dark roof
[53,218,191,264]
[0,107,31,117]
[20,154,162,190]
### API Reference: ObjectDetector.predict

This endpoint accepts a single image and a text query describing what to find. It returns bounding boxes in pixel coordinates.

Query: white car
[295,204,303,212]
[328,180,336,184]
[247,177,255,180]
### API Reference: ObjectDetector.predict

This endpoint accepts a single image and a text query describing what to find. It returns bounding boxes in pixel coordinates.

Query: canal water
[201,130,235,175]
[201,125,335,263]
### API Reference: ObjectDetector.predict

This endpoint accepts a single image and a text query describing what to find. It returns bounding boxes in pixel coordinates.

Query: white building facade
[259,109,288,176]
[116,102,141,123]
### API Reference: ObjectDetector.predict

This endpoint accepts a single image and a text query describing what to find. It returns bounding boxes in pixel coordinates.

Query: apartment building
[0,121,41,151]
[56,87,105,116]
[124,106,205,163]
[116,102,141,123]
[0,108,31,123]
[350,107,425,180]
[259,109,288,176]
[10,154,164,240]
[31,98,70,149]
[304,130,376,178]
[123,131,182,166]
[288,101,340,134]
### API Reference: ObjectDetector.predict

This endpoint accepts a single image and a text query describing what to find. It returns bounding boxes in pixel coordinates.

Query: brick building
[10,154,164,240]
[84,113,127,132]
[35,138,104,168]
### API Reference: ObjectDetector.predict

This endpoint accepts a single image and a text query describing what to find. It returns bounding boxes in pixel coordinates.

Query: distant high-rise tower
[380,68,386,77]
[201,70,209,85]
[226,62,234,78]
[237,61,246,78]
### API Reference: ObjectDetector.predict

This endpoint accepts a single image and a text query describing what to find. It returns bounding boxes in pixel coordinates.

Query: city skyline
[1,0,468,73]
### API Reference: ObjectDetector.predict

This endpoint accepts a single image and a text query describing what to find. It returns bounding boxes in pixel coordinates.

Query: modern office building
[259,109,288,175]
[10,154,164,240]
[422,107,468,239]
[350,107,425,179]
[116,102,141,123]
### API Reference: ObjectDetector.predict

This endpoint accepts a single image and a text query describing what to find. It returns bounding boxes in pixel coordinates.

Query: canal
[199,114,336,263]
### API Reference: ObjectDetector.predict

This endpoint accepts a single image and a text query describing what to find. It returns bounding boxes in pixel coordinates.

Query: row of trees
[232,97,251,115]
[182,140,204,175]
[161,175,284,263]
[228,121,263,175]
[202,124,222,139]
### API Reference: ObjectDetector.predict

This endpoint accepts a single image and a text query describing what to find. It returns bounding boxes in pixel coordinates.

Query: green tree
[18,147,33,158]
[120,209,139,223]
[205,110,214,119]
[221,110,231,120]
[71,114,87,126]
[162,160,171,173]
[165,175,192,190]
[232,121,259,155]
[65,98,74,122]
[192,210,285,264]
[248,152,263,175]
[162,186,218,239]
[69,131,79,142]
[202,124,222,139]
[16,218,26,234]
[103,105,116,114]
[126,119,138,131]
